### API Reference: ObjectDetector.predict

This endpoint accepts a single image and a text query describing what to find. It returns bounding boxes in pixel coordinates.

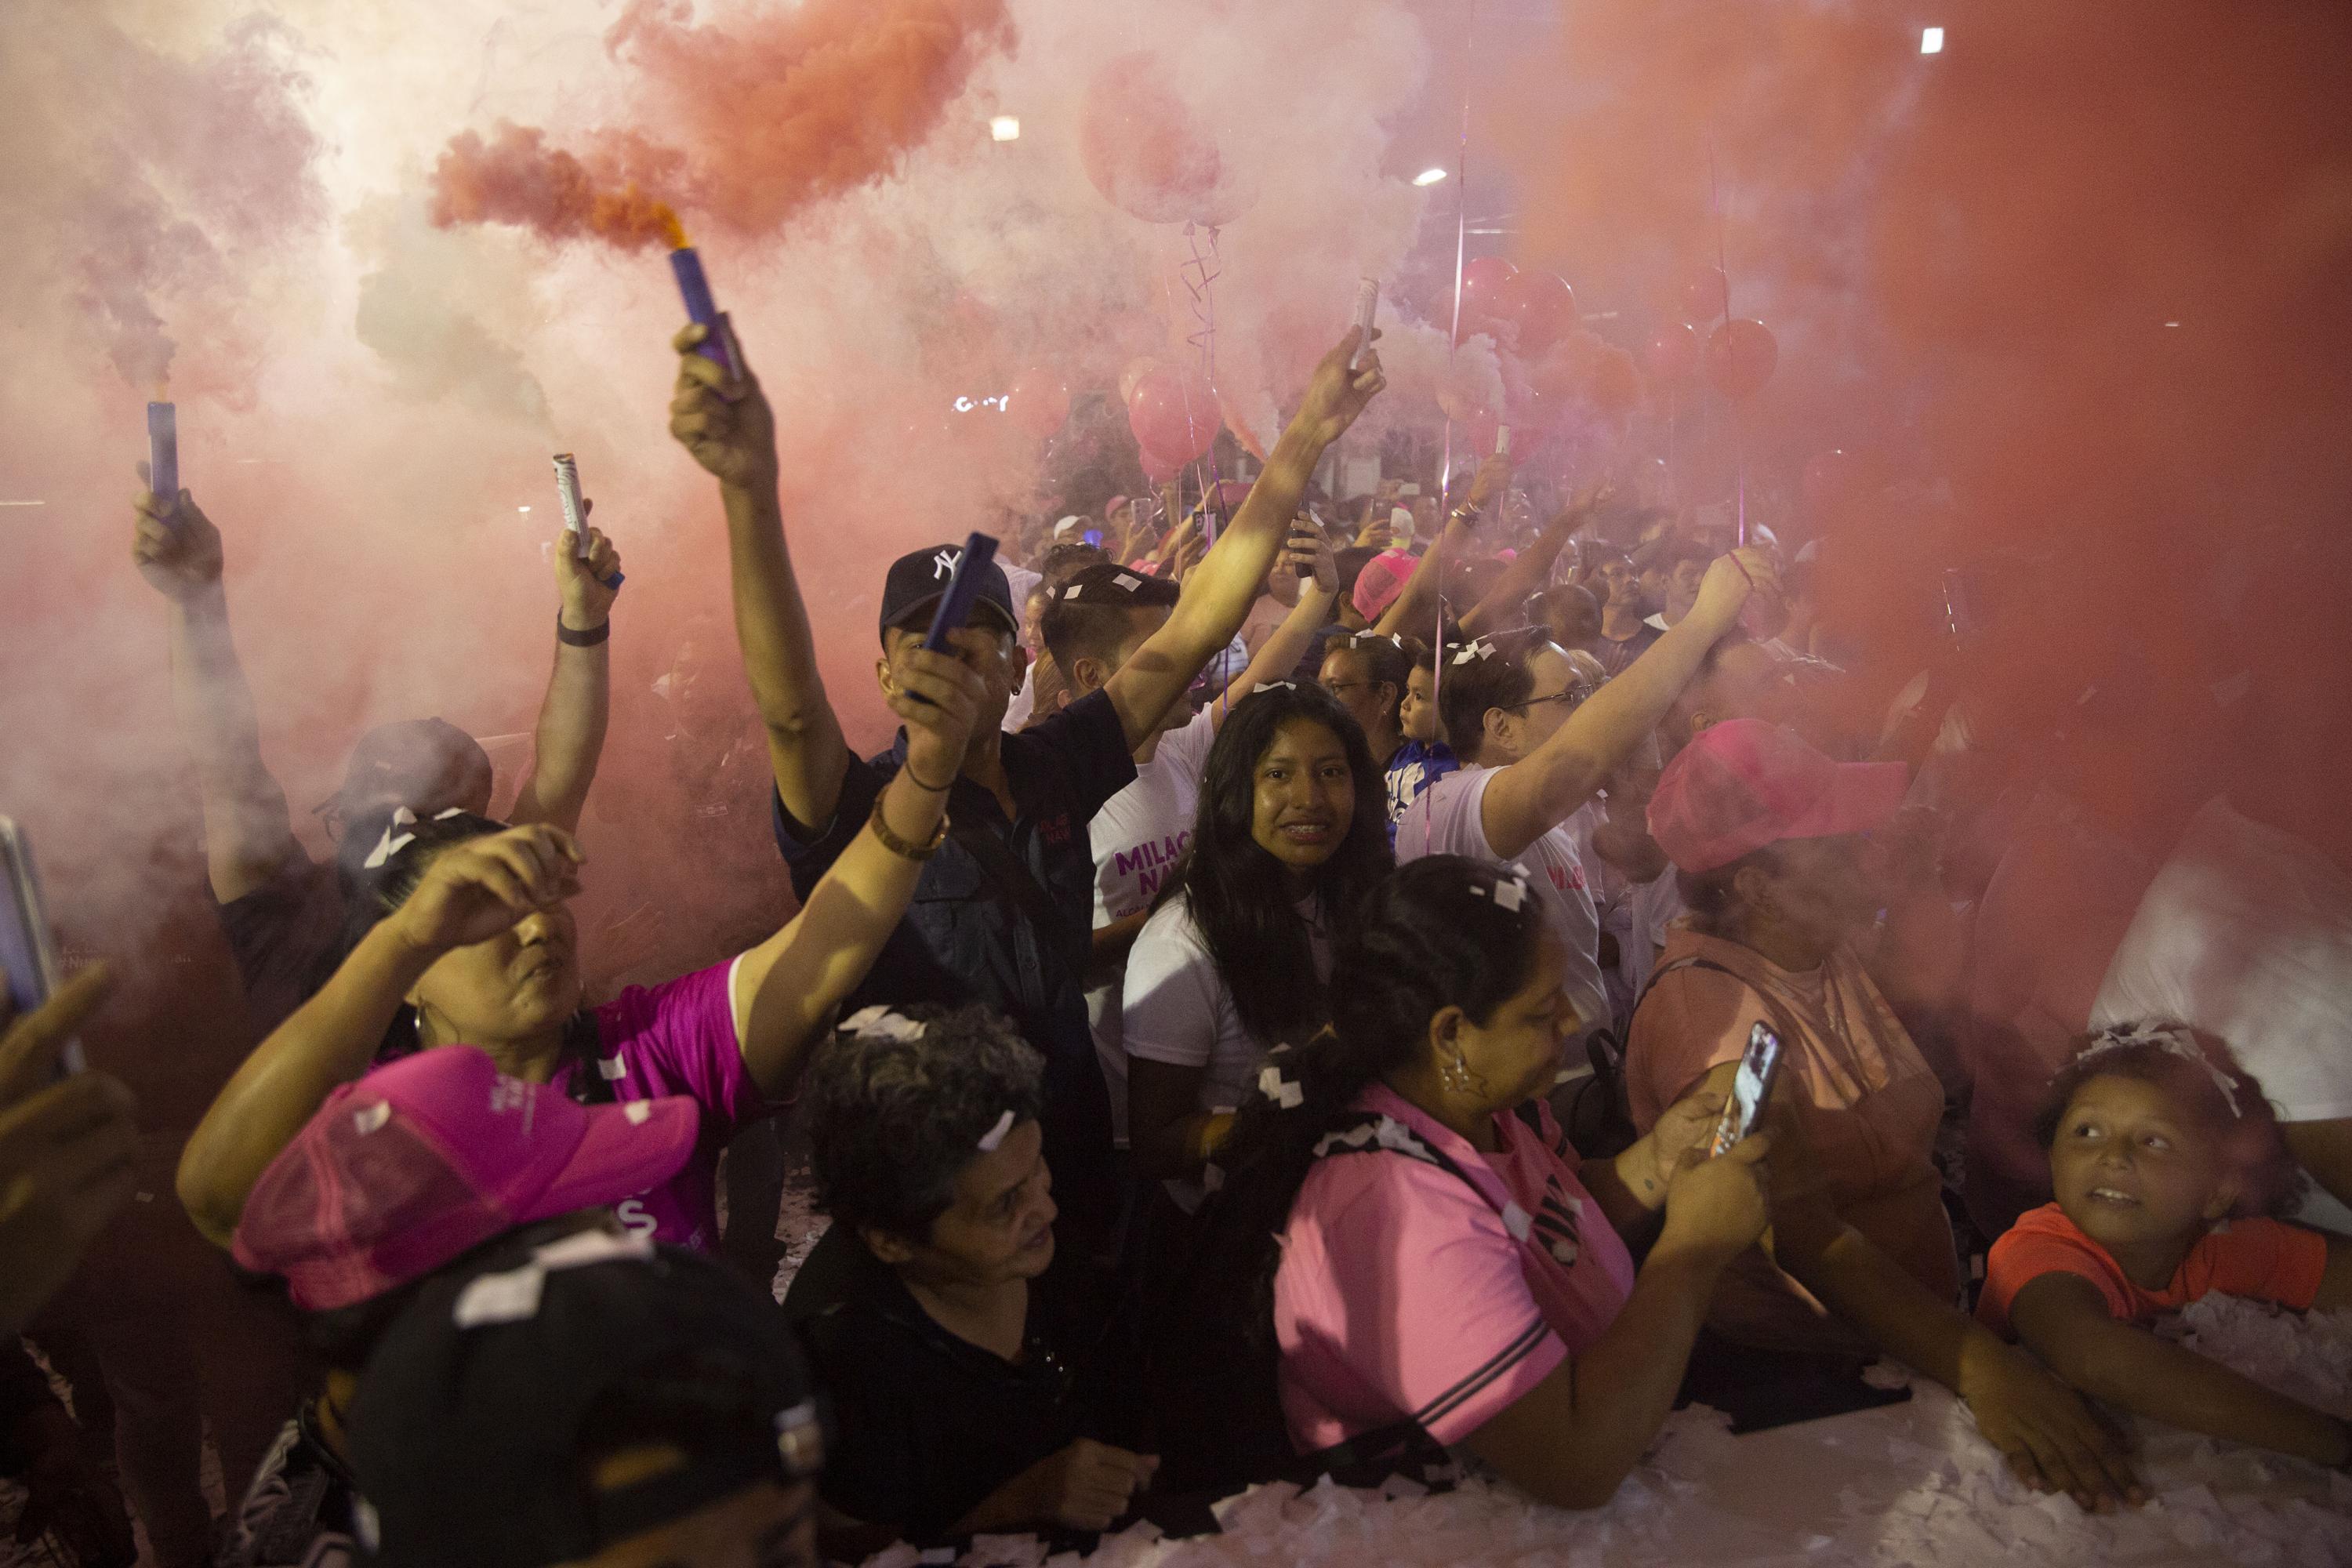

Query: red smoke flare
[429,0,1013,247]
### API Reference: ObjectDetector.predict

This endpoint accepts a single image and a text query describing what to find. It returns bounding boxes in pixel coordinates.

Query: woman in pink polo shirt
[178,641,988,1258]
[1165,854,1774,1509]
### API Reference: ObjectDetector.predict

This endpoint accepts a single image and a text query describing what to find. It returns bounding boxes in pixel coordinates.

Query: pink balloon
[1006,367,1070,437]
[1139,444,1185,484]
[1502,271,1578,355]
[1680,263,1730,324]
[1643,322,1701,384]
[1127,366,1218,463]
[1457,256,1519,339]
[1706,318,1778,401]
[1076,52,1252,227]
[1118,356,1163,405]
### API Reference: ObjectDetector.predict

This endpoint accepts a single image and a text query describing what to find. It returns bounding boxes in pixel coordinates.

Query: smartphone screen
[0,818,82,1075]
[920,532,1001,655]
[1709,1022,1783,1156]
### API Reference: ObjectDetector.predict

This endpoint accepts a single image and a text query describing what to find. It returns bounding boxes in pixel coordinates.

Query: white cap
[1052,515,1087,539]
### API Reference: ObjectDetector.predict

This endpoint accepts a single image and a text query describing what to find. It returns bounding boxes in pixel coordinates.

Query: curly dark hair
[2033,1025,2305,1219]
[804,1004,1047,1243]
[1171,684,1395,1048]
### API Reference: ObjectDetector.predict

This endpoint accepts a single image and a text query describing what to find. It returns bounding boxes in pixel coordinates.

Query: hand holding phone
[0,820,82,1078]
[1709,1022,1785,1156]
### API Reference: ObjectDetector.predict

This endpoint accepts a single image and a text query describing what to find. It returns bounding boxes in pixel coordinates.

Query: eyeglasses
[1498,686,1593,712]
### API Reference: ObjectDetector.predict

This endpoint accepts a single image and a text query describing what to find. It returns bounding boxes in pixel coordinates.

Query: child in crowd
[1384,638,1457,829]
[1980,1023,2352,1469]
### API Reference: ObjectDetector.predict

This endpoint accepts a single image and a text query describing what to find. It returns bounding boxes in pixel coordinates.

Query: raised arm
[1208,528,1340,724]
[668,324,851,831]
[176,825,584,1246]
[726,650,983,1099]
[1458,483,1601,639]
[1102,328,1385,750]
[507,516,622,833]
[1371,454,1511,639]
[1477,549,1774,862]
[2009,1270,2352,1469]
[132,488,301,904]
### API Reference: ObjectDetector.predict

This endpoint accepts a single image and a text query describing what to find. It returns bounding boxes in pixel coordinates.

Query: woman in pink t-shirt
[1163,855,1774,1509]
[179,643,989,1257]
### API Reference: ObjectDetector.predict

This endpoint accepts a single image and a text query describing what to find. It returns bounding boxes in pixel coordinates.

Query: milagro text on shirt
[1112,830,1192,911]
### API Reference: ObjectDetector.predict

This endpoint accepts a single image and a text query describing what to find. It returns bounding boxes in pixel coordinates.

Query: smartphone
[0,818,82,1076]
[920,532,1001,654]
[1083,528,1104,549]
[1708,1022,1783,1156]
[1399,483,1422,498]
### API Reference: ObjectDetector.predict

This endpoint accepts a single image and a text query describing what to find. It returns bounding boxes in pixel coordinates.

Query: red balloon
[1139,444,1185,484]
[1457,256,1519,339]
[1127,366,1218,463]
[1680,263,1730,324]
[1643,322,1700,384]
[1705,318,1777,401]
[1006,367,1070,437]
[1118,356,1162,405]
[1076,51,1253,226]
[1501,270,1577,354]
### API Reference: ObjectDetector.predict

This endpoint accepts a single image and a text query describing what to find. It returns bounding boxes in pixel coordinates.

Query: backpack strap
[1632,955,1802,1047]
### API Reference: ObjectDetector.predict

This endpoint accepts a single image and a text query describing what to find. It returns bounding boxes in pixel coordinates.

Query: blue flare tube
[147,401,178,522]
[669,247,739,379]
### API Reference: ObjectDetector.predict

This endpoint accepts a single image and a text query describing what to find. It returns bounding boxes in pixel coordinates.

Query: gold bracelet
[869,792,947,861]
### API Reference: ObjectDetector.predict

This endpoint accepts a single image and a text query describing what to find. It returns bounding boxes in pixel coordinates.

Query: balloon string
[1429,5,1476,858]
[1177,221,1236,719]
[1708,129,1747,549]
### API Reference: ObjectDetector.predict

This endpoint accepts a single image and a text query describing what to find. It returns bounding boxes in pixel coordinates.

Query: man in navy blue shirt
[666,317,1388,1243]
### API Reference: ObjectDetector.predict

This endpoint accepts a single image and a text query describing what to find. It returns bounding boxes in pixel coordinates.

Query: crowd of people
[5,307,2350,1568]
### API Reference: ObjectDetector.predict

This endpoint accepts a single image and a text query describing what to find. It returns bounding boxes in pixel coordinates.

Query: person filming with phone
[1146,855,1774,1508]
[1627,719,2143,1512]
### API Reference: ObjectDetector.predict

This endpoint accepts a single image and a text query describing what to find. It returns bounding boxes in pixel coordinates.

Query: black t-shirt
[771,689,1136,1221]
[782,1225,1093,1541]
[217,858,350,1039]
[1590,621,1662,678]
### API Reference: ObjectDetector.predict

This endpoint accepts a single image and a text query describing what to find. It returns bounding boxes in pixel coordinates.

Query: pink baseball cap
[1647,718,1908,874]
[232,1045,699,1310]
[1352,547,1417,622]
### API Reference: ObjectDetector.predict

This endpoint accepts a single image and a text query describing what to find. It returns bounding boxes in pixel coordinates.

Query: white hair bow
[2076,1022,2241,1119]
[840,1005,927,1044]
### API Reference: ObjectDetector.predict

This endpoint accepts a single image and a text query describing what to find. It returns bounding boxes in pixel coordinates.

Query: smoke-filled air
[11,0,2352,1562]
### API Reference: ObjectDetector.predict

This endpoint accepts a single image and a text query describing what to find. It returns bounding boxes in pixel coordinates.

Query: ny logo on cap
[933,549,961,580]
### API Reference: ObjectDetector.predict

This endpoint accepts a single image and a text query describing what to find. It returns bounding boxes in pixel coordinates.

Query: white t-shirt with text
[1396,764,1608,1044]
[1086,707,1218,1142]
[1123,886,1330,1210]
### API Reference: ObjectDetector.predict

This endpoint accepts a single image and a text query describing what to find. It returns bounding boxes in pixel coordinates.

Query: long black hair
[1172,684,1394,1047]
[1189,855,1548,1354]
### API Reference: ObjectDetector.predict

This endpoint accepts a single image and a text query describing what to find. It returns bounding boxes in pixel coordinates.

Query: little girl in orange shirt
[1980,1022,2351,1470]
